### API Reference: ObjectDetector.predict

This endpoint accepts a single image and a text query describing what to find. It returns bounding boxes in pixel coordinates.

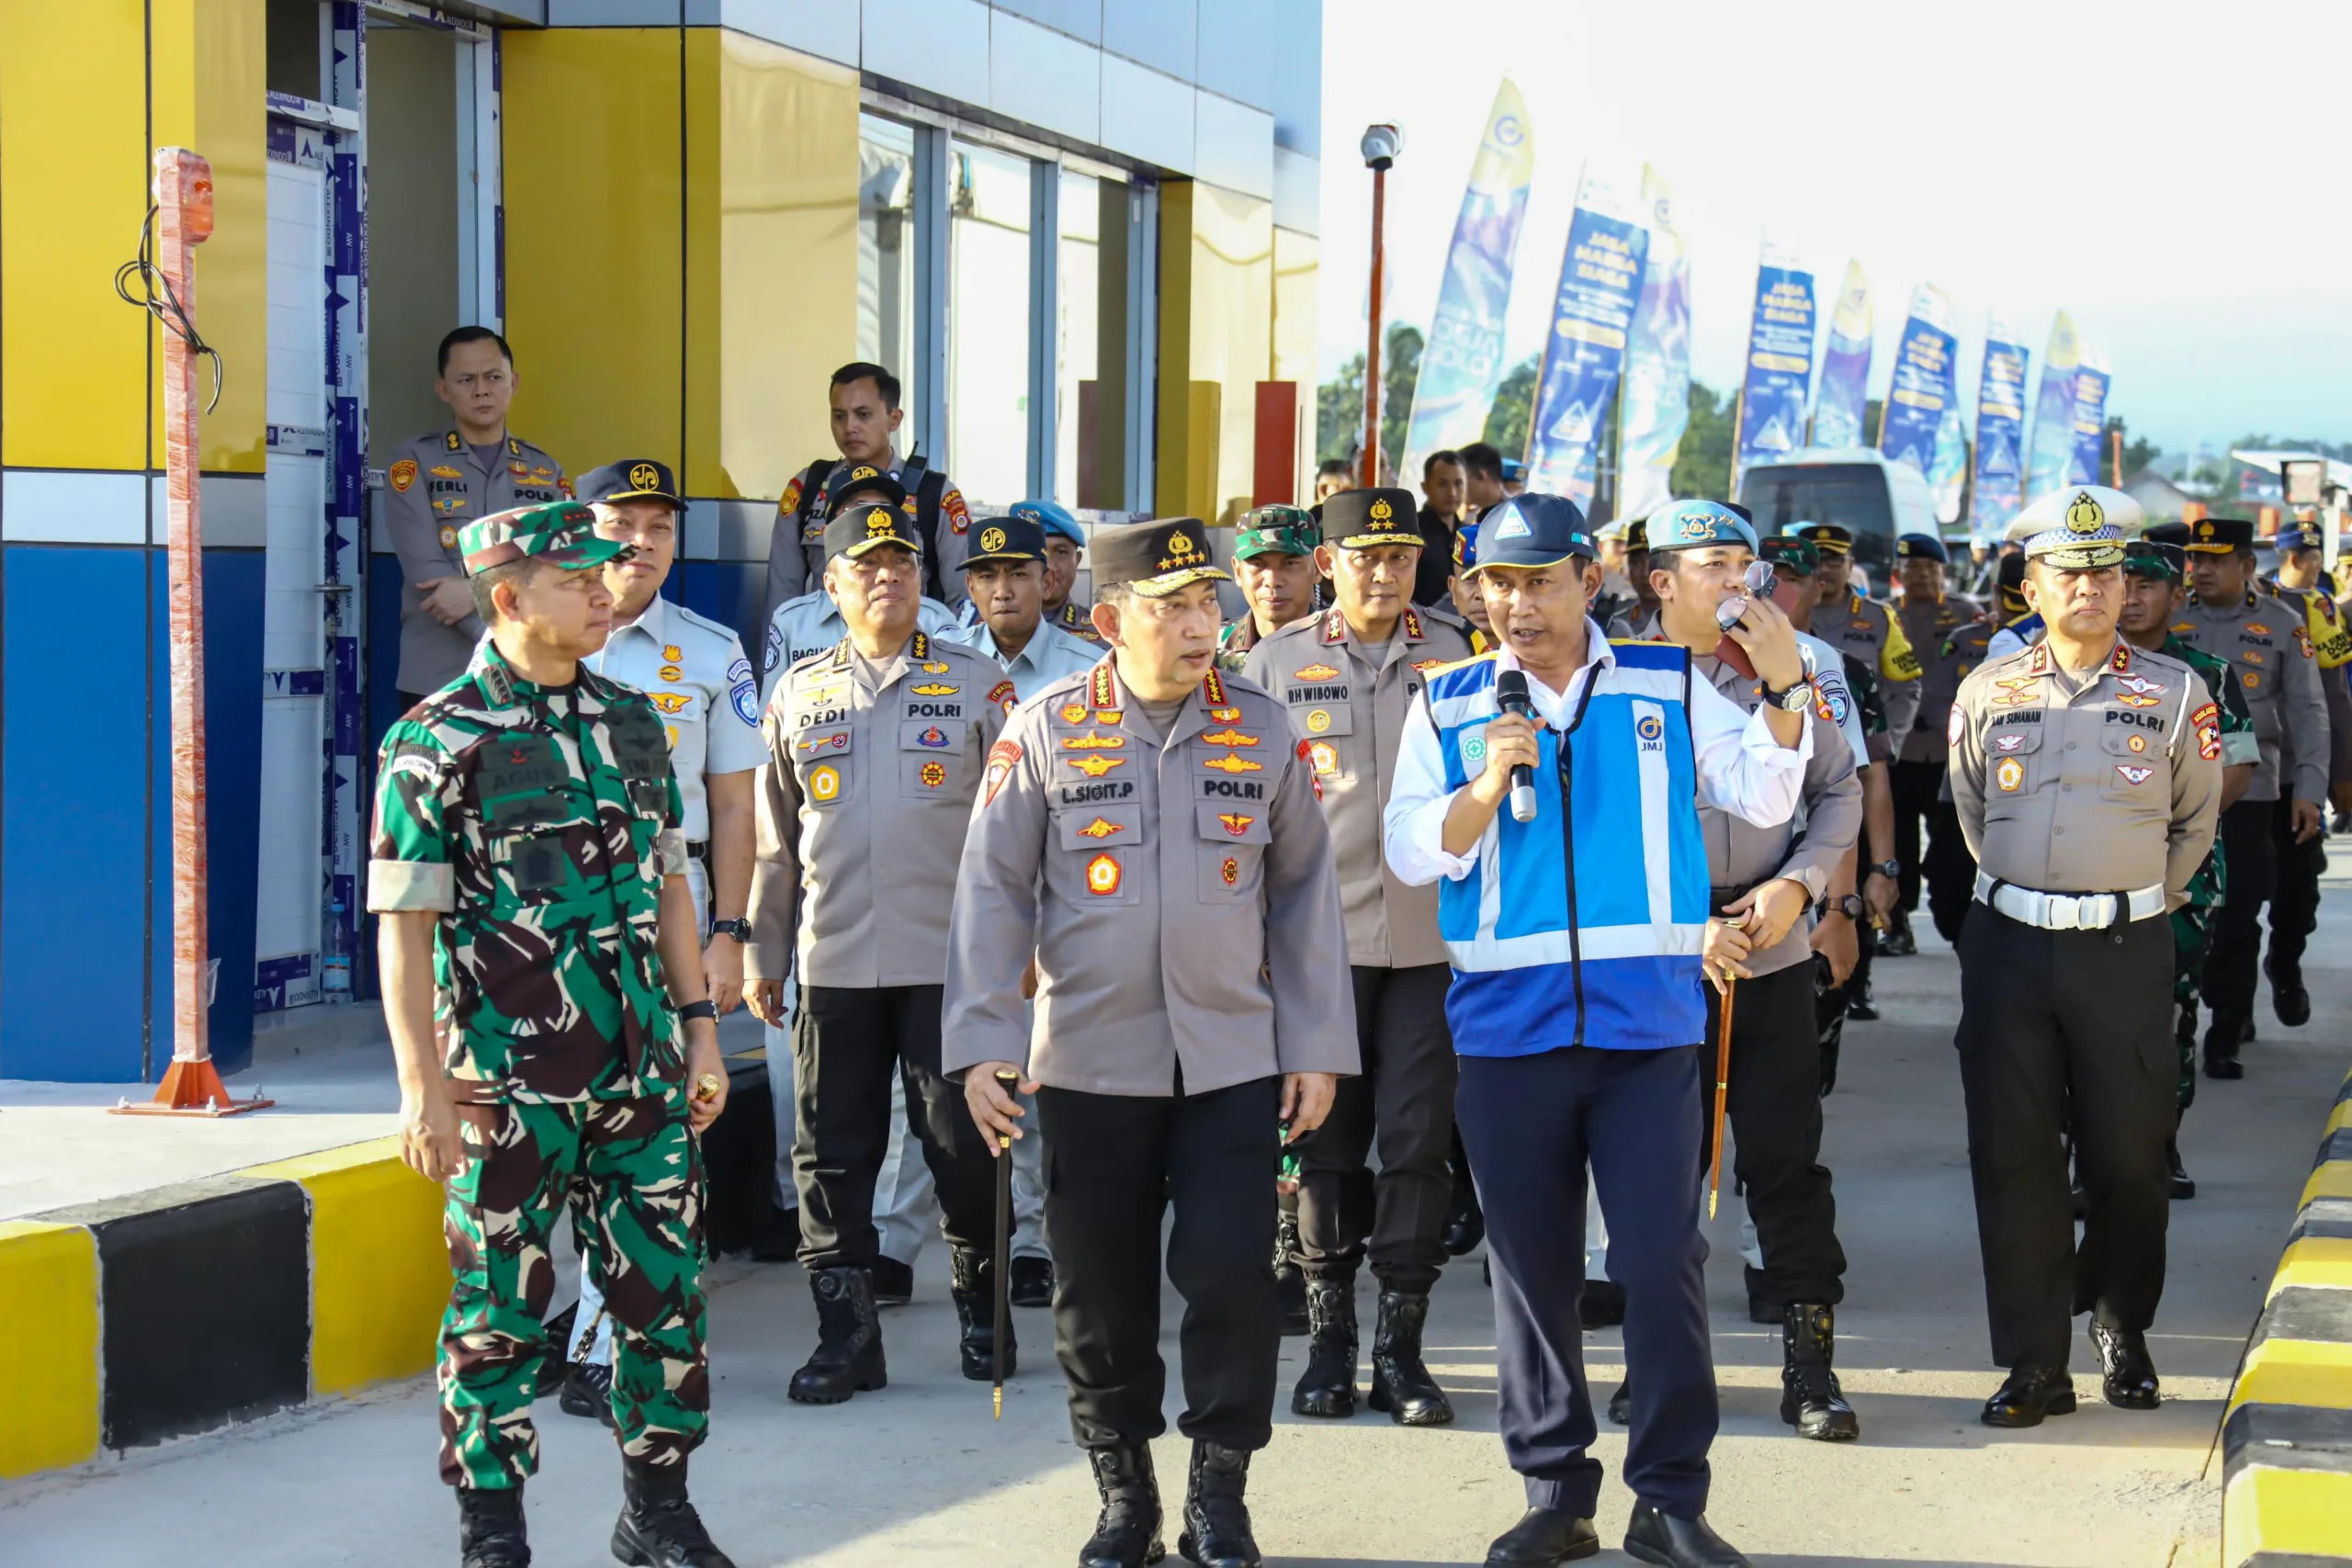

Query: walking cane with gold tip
[992,1066,1020,1418]
[1708,978,1736,1220]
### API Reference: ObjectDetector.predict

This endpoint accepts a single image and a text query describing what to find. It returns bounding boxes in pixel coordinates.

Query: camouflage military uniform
[2165,632,2253,1111]
[370,636,707,1492]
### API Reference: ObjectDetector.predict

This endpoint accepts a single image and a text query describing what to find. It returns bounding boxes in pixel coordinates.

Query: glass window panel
[1054,170,1099,509]
[946,140,1032,505]
[856,114,916,424]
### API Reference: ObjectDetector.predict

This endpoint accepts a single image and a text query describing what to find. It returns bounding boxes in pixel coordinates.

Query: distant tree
[1480,354,1541,462]
[2103,415,2158,480]
[1317,354,1363,466]
[1669,381,1736,502]
[1315,321,1428,473]
[1862,398,1884,449]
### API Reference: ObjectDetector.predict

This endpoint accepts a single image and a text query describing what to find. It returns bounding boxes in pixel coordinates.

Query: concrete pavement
[5,881,2348,1566]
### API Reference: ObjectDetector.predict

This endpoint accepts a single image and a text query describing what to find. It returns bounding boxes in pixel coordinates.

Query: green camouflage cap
[1234,505,1319,560]
[460,501,632,576]
[1758,535,1819,576]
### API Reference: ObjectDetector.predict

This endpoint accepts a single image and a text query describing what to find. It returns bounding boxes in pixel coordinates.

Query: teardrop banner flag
[2025,310,2080,497]
[1731,243,1816,491]
[1969,315,2030,539]
[1524,165,1649,509]
[1878,283,1957,482]
[1399,78,1536,479]
[1617,164,1690,522]
[1811,259,1872,450]
[2069,345,2111,486]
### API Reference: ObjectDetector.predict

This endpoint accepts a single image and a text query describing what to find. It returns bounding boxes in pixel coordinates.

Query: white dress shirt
[1384,617,1813,886]
[941,615,1099,701]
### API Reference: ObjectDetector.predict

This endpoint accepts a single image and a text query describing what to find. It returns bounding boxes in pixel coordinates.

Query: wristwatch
[708,918,752,942]
[677,999,718,1023]
[1759,677,1813,713]
[1829,894,1866,920]
[1866,859,1899,881]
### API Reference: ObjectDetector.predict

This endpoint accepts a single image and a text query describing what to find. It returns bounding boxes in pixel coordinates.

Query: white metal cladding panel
[0,470,145,545]
[864,0,991,102]
[1098,52,1193,175]
[1273,146,1318,236]
[1191,0,1272,111]
[266,163,328,431]
[988,10,1100,146]
[1192,87,1272,200]
[1102,0,1193,79]
[991,0,1100,44]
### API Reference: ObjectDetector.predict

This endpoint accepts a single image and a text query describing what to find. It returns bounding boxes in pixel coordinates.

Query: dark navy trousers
[1456,1043,1715,1521]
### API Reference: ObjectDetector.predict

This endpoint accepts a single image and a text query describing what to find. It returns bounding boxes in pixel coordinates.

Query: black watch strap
[709,918,752,942]
[677,999,718,1023]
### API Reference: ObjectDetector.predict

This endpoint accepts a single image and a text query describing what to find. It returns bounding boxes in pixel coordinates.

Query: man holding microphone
[1385,493,1812,1568]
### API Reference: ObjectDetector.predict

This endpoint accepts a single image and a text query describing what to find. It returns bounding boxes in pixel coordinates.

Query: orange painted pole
[2110,428,2122,486]
[1363,163,1387,488]
[117,149,270,1118]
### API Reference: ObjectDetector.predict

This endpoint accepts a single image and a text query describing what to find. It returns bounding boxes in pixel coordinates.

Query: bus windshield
[1737,464,1896,565]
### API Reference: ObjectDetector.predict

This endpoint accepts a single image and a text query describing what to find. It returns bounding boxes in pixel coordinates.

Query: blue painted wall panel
[1,549,153,1080]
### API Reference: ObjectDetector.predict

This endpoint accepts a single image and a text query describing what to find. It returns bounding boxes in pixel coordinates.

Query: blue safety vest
[1426,644,1710,1055]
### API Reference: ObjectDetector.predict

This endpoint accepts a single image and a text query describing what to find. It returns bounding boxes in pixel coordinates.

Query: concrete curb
[2223,1071,2352,1567]
[0,1055,777,1481]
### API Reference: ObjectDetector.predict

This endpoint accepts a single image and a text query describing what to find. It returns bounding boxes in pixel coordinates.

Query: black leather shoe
[2267,953,2312,1027]
[1442,1180,1486,1257]
[1080,1444,1166,1568]
[1177,1441,1260,1568]
[1878,916,1917,956]
[1979,1365,2075,1427]
[1292,1279,1358,1418]
[950,1247,1015,1382]
[1623,1504,1750,1567]
[1273,1212,1310,1337]
[1742,1266,1781,1325]
[2166,1139,2197,1200]
[2090,1321,2161,1410]
[1010,1254,1055,1309]
[870,1255,914,1306]
[1606,1380,1631,1427]
[1577,1279,1626,1329]
[747,1207,800,1263]
[2070,1170,2088,1222]
[2204,1015,2246,1079]
[559,1359,616,1428]
[1780,1303,1860,1441]
[1844,990,1879,1022]
[458,1484,530,1568]
[1484,1506,1600,1564]
[612,1458,735,1568]
[1368,1290,1454,1426]
[788,1266,887,1404]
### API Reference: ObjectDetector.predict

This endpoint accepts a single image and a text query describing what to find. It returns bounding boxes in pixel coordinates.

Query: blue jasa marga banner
[1878,282,1957,479]
[1811,258,1872,449]
[2025,310,2080,497]
[1969,315,2030,539]
[1732,243,1816,490]
[1525,165,1650,509]
[2069,346,2111,484]
[1399,78,1536,479]
[1617,164,1690,522]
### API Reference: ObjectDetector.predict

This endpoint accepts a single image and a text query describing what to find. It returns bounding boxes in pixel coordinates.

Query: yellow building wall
[503,28,686,477]
[1272,227,1320,503]
[1156,181,1274,526]
[0,0,156,472]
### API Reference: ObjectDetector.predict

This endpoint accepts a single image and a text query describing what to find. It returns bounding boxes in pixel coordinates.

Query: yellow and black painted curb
[2223,1067,2352,1567]
[0,1053,777,1483]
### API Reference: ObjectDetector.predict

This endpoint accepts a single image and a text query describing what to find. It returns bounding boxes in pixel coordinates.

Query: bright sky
[1317,0,2352,456]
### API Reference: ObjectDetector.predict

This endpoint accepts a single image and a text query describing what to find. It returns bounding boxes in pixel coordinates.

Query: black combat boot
[1080,1443,1166,1568]
[1878,910,1917,956]
[1273,1209,1309,1336]
[611,1457,736,1568]
[950,1247,1016,1382]
[2266,950,2312,1027]
[1779,1303,1859,1441]
[1178,1441,1261,1568]
[1291,1278,1358,1417]
[1367,1289,1454,1426]
[788,1265,887,1404]
[1606,1380,1631,1426]
[560,1359,616,1428]
[458,1485,529,1568]
[2203,1013,2246,1079]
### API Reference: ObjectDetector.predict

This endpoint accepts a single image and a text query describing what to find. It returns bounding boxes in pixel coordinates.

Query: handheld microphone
[1495,669,1539,823]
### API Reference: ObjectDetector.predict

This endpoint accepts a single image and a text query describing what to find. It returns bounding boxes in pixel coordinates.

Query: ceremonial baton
[1707,977,1736,1221]
[991,1066,1019,1419]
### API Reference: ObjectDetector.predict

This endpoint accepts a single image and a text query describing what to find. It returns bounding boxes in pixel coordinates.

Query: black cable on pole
[115,205,222,414]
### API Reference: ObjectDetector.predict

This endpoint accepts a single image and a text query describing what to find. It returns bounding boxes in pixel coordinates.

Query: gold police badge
[2064,491,2105,535]
[629,462,662,492]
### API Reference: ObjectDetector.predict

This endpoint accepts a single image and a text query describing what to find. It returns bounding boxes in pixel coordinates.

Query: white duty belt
[1973,872,2165,931]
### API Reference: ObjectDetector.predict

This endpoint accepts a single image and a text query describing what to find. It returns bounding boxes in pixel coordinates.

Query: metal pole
[1362,164,1386,488]
[118,149,271,1118]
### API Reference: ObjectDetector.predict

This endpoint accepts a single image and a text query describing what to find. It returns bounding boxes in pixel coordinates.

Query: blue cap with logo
[1645,500,1758,556]
[1008,498,1084,545]
[2273,525,2325,555]
[1464,493,1596,573]
[1895,532,1948,564]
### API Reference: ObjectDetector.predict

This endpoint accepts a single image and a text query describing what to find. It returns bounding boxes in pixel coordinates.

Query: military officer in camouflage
[2117,537,2256,1200]
[382,328,570,705]
[368,501,736,1568]
[1218,507,1325,673]
[2175,515,2331,1076]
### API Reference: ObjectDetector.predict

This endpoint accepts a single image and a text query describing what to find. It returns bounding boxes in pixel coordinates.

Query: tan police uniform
[744,500,1017,1402]
[2175,521,2331,1055]
[1240,487,1472,1421]
[942,518,1356,1501]
[1947,506,2221,1393]
[1895,592,1983,764]
[1811,586,1924,748]
[383,428,568,697]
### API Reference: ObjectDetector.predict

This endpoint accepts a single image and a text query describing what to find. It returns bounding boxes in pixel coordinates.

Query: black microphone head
[1495,668,1530,711]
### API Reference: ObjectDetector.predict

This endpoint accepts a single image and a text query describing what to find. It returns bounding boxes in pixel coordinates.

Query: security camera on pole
[1360,123,1403,488]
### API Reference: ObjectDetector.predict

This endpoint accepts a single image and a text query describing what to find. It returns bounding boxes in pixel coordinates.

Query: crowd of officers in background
[371,330,2337,1568]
